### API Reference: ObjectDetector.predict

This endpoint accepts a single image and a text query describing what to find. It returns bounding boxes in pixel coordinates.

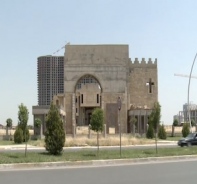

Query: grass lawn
[1,147,197,164]
[0,140,16,145]
[166,136,182,141]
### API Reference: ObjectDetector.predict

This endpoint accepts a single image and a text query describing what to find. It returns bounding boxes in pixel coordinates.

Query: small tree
[146,123,154,139]
[45,103,65,155]
[182,123,190,137]
[18,103,29,140]
[6,118,12,140]
[14,127,23,144]
[173,119,179,126]
[90,108,104,156]
[34,118,42,136]
[6,118,12,128]
[18,103,29,156]
[149,102,161,154]
[130,116,137,135]
[191,119,196,127]
[158,124,167,139]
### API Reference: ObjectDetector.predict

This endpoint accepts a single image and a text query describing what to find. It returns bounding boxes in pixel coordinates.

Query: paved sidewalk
[0,140,177,150]
[0,144,44,150]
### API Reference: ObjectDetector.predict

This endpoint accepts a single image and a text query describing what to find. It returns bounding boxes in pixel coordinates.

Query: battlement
[130,58,157,66]
[130,58,157,65]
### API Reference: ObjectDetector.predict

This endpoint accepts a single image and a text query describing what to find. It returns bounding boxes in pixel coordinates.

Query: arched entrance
[75,75,102,126]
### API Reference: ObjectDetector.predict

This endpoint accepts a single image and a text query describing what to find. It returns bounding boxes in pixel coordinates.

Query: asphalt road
[1,159,197,184]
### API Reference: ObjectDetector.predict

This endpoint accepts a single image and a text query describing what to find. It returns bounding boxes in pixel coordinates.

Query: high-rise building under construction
[37,56,64,105]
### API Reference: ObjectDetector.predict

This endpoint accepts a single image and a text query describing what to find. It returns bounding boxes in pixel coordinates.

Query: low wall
[0,129,34,136]
[164,125,196,133]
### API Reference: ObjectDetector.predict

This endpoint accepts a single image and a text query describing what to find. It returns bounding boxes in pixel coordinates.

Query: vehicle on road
[178,132,197,147]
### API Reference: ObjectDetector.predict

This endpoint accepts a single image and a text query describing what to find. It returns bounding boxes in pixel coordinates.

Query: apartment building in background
[37,56,64,105]
[32,56,64,134]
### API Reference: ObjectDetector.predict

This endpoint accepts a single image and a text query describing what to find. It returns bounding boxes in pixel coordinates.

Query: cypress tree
[45,103,65,155]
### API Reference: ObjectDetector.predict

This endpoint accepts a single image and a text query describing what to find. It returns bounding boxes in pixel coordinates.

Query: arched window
[76,75,101,89]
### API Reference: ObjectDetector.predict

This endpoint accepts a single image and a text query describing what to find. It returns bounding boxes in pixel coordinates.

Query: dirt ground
[0,129,34,136]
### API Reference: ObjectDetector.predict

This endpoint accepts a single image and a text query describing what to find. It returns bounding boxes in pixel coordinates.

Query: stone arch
[74,74,102,126]
[75,74,102,92]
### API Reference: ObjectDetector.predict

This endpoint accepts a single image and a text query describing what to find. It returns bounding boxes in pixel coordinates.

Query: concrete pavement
[0,144,44,150]
[0,140,177,150]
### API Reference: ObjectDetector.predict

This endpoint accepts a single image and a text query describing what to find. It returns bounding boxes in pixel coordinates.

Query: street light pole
[117,96,122,157]
[187,53,197,133]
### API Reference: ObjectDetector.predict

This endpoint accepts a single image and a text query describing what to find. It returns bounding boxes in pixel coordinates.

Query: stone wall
[128,58,158,109]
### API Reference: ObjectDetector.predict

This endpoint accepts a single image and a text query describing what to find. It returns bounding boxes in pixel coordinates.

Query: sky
[1,0,197,126]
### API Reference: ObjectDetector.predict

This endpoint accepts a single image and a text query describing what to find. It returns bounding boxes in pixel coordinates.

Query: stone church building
[33,44,158,135]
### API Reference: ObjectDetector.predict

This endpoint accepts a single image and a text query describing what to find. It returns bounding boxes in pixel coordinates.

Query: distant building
[32,56,64,134]
[37,56,64,105]
[173,113,184,125]
[178,102,197,124]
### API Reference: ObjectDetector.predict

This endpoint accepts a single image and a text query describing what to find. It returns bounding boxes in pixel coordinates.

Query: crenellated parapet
[129,58,157,68]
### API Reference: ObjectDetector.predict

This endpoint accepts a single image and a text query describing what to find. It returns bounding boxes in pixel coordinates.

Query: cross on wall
[146,78,154,93]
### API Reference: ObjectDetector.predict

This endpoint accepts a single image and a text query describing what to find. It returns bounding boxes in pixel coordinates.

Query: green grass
[166,136,182,141]
[0,140,15,145]
[1,147,197,164]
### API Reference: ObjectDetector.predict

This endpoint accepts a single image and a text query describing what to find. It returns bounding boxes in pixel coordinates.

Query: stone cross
[146,78,154,93]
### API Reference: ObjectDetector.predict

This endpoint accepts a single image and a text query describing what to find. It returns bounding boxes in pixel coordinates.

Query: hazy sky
[1,0,197,126]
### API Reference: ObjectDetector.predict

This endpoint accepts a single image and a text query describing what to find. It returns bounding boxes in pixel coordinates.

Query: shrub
[173,119,179,126]
[158,124,167,139]
[14,127,23,144]
[23,128,30,142]
[182,123,190,137]
[191,119,196,127]
[146,124,154,139]
[45,104,65,155]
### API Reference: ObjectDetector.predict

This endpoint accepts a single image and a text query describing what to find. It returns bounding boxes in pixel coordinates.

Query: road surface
[0,159,196,184]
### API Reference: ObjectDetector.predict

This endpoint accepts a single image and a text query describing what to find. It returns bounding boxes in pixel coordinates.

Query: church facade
[52,44,158,134]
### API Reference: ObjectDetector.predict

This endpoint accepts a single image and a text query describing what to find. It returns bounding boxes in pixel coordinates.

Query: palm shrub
[158,124,167,139]
[45,103,65,155]
[14,127,23,144]
[182,123,190,137]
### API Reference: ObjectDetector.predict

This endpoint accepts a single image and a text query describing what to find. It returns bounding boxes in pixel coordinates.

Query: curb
[0,155,197,170]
